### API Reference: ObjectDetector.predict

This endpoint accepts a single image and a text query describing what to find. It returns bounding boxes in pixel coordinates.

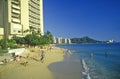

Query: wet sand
[49,51,82,79]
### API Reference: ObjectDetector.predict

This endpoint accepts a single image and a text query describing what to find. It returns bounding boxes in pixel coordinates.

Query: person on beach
[90,52,94,58]
[3,58,9,63]
[15,55,21,61]
[105,52,108,57]
[40,51,45,63]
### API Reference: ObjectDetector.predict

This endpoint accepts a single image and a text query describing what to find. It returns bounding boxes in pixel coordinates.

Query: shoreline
[48,48,83,79]
[0,46,65,79]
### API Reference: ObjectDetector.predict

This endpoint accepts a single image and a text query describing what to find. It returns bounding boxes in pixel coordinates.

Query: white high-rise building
[56,37,62,44]
[53,36,57,44]
[0,0,44,38]
[62,38,67,44]
[67,38,71,44]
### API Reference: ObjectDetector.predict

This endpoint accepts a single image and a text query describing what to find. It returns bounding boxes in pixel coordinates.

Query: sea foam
[82,59,91,79]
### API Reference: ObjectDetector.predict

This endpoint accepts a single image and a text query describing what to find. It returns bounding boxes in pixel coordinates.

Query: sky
[43,0,120,41]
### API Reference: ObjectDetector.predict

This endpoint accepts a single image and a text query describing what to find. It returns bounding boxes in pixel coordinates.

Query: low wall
[8,48,25,55]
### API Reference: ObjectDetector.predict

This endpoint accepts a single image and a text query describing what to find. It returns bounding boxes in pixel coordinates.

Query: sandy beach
[0,46,64,79]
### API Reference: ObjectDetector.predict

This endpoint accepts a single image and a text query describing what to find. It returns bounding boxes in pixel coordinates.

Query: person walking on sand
[40,50,45,63]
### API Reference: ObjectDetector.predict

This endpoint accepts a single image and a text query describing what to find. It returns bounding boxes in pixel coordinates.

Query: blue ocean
[56,43,120,79]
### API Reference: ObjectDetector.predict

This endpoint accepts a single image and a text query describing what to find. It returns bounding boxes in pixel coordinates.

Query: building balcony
[12,0,19,5]
[12,5,20,10]
[30,25,40,29]
[12,14,20,18]
[12,9,20,14]
[12,18,20,23]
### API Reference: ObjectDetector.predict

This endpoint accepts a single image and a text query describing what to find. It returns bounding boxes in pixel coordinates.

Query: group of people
[12,53,22,61]
[0,58,9,64]
[0,50,45,65]
[0,53,21,65]
[90,52,109,58]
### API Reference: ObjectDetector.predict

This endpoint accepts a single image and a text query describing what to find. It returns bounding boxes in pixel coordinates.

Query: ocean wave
[82,59,91,79]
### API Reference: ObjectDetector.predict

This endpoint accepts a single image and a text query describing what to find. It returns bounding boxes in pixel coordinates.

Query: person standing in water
[90,52,94,58]
[105,52,108,57]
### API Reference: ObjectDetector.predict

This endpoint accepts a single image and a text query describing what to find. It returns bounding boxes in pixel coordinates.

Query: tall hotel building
[0,0,44,38]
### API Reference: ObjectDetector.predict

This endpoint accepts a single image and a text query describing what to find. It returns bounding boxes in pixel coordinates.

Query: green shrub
[0,49,8,54]
[0,39,6,49]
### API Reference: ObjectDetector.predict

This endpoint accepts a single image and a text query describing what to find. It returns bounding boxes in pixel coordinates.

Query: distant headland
[54,36,117,44]
[71,36,117,44]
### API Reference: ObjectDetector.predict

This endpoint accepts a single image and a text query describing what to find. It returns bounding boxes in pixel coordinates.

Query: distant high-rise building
[55,37,71,44]
[62,38,67,44]
[0,0,44,38]
[67,38,71,44]
[53,36,56,44]
[107,39,114,43]
[56,37,62,44]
